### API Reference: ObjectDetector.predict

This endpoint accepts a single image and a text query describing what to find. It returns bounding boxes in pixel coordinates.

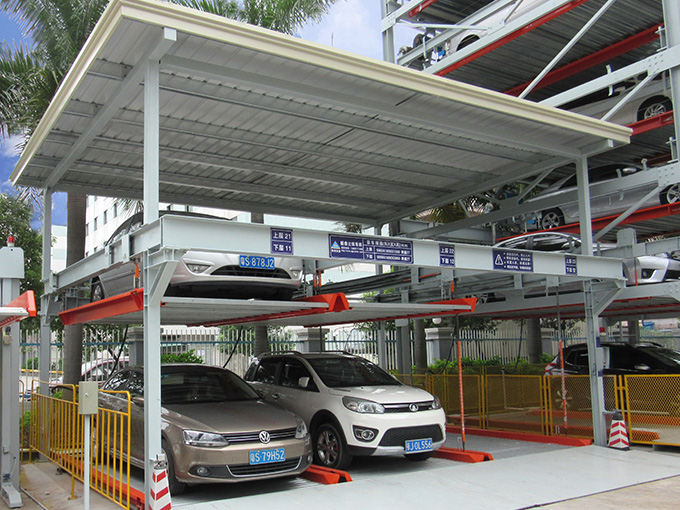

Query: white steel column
[576,156,607,446]
[663,0,680,159]
[381,0,396,63]
[40,189,52,391]
[0,246,24,507]
[143,56,162,504]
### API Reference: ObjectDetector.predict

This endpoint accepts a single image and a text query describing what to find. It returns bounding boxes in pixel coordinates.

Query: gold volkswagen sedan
[100,364,312,494]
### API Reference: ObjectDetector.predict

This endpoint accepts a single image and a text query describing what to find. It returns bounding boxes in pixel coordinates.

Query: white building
[51,224,67,272]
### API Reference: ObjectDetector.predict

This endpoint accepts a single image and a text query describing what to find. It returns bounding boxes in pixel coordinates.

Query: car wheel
[660,184,680,205]
[162,440,186,496]
[313,422,352,470]
[457,34,479,51]
[90,280,105,302]
[404,451,433,461]
[637,96,672,121]
[541,209,564,229]
[553,388,573,410]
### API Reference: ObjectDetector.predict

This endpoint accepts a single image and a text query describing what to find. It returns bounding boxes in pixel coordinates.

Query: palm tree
[1,0,338,384]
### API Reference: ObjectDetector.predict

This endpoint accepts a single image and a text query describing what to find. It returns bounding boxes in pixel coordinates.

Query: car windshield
[639,346,680,366]
[161,369,259,404]
[307,357,401,388]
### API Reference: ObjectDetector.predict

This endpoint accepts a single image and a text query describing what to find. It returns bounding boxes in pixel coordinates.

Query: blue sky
[0,1,411,226]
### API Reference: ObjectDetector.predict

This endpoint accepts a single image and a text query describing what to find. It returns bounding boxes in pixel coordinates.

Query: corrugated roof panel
[11,0,630,227]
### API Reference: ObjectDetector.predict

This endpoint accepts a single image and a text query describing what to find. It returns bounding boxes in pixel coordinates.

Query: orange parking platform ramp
[433,446,493,463]
[301,465,352,484]
[446,425,593,447]
[0,290,37,327]
[59,288,145,325]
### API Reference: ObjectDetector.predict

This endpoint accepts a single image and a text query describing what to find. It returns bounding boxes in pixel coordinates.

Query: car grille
[223,428,296,444]
[379,425,443,447]
[382,401,435,413]
[227,457,301,478]
[211,266,292,279]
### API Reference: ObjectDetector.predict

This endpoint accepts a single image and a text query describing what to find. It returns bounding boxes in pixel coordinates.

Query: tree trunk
[414,319,427,374]
[526,317,542,364]
[62,193,87,386]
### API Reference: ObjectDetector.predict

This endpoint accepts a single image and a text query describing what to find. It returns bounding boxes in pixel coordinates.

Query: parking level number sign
[565,255,577,275]
[492,249,534,272]
[439,244,455,267]
[329,235,413,264]
[271,228,293,255]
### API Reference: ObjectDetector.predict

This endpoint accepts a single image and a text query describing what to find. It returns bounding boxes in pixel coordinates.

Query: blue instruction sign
[565,255,577,275]
[439,244,456,267]
[492,249,534,273]
[329,235,413,264]
[271,228,293,255]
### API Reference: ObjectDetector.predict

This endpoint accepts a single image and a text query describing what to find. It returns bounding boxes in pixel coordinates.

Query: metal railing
[28,382,132,509]
[398,373,680,447]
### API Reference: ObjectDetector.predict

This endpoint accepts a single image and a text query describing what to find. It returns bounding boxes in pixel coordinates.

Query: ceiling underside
[12,0,629,229]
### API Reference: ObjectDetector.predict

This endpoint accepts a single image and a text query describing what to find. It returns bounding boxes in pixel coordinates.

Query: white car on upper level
[90,211,303,301]
[526,163,680,230]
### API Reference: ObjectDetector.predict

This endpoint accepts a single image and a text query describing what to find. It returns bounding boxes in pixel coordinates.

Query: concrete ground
[8,440,680,510]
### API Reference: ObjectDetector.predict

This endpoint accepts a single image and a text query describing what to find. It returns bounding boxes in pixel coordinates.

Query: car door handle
[271,393,280,401]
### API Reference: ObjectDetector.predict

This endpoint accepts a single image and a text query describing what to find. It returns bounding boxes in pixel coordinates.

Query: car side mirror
[298,377,310,389]
[132,396,145,407]
[634,364,650,371]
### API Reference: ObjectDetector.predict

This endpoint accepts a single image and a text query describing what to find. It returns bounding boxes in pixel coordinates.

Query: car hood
[328,385,434,403]
[163,399,300,433]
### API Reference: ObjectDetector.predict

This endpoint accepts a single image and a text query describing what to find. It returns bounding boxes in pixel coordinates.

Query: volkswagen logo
[259,430,271,444]
[409,403,419,412]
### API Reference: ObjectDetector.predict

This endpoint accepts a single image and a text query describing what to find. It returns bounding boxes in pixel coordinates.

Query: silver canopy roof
[11,0,630,227]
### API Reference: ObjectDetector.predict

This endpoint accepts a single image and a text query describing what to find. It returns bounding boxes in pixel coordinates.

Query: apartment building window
[112,203,118,218]
[94,217,98,230]
[103,210,107,225]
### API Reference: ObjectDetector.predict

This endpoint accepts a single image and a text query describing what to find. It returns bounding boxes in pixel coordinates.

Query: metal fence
[20,324,680,386]
[398,372,680,447]
[28,382,133,509]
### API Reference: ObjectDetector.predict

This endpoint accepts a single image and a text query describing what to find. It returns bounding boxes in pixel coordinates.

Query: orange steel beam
[59,289,144,326]
[0,290,37,327]
[435,0,590,76]
[446,426,593,446]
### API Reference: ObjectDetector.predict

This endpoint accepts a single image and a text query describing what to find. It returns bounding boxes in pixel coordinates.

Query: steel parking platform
[57,290,476,327]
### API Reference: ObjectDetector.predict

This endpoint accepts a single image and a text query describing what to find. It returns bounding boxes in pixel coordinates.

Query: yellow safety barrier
[28,381,131,509]
[399,373,680,447]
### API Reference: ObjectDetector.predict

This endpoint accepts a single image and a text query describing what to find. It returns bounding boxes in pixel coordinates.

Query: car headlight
[342,396,385,414]
[183,430,229,447]
[295,419,308,439]
[186,263,210,274]
[432,396,442,410]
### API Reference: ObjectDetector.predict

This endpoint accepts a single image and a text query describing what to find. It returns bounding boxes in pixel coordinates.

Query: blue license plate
[249,448,286,465]
[239,255,275,270]
[404,438,432,453]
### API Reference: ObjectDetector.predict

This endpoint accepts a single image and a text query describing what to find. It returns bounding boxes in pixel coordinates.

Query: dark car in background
[99,364,312,494]
[545,343,680,376]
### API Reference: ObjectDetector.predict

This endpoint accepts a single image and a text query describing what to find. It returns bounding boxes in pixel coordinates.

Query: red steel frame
[504,24,663,96]
[434,0,590,76]
[57,290,476,328]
